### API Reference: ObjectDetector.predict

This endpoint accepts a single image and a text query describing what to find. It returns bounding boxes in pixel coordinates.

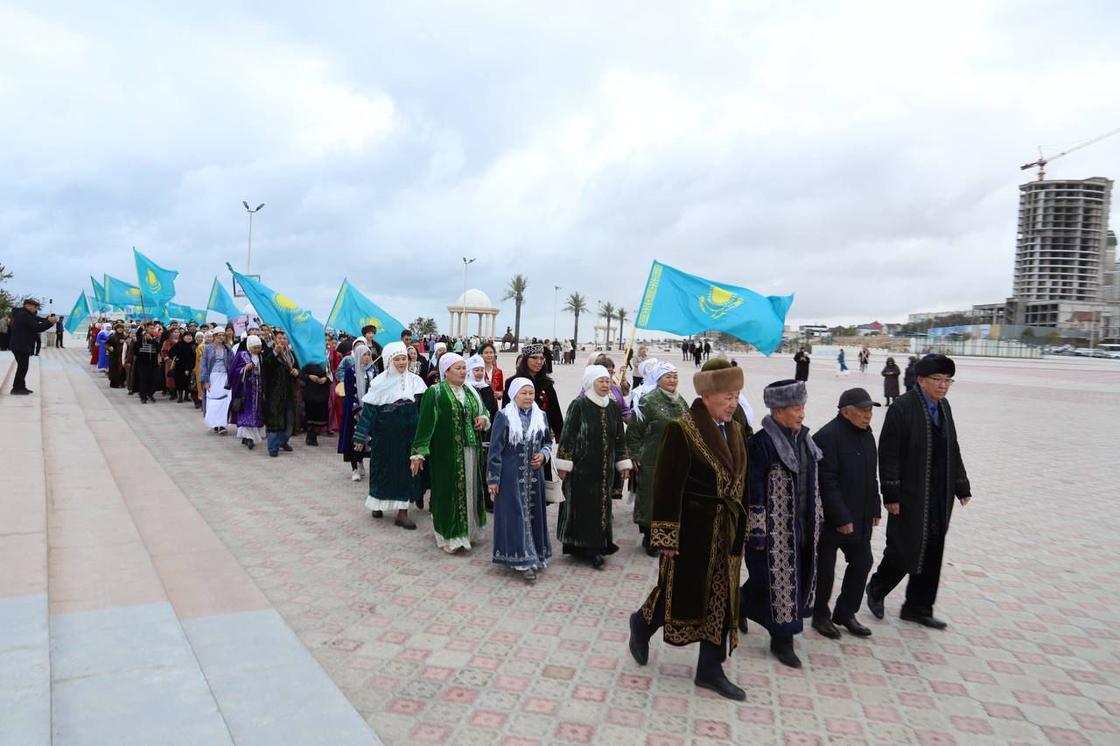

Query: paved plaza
[2,344,1120,745]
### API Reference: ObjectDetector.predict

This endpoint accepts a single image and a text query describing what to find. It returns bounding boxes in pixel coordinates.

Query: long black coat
[8,308,54,354]
[813,415,881,543]
[262,348,300,431]
[878,389,971,574]
[882,363,901,398]
[794,351,810,381]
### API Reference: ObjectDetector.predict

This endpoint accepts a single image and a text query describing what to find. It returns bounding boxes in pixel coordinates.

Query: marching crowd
[67,309,971,702]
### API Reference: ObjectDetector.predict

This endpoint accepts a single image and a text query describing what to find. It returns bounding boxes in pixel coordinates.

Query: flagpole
[618,323,639,392]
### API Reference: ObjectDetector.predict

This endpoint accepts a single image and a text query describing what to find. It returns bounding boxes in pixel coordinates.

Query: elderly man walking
[811,388,882,640]
[866,354,972,630]
[8,298,58,395]
[628,358,749,701]
[741,379,822,669]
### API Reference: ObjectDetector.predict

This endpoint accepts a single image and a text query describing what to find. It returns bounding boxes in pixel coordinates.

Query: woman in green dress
[410,353,491,552]
[554,365,632,569]
[627,361,688,555]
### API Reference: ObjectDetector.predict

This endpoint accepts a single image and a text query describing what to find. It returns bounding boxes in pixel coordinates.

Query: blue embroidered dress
[487,407,553,571]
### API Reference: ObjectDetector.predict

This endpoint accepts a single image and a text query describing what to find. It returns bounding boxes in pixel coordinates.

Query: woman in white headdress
[487,377,553,583]
[626,361,689,555]
[554,365,633,569]
[229,335,267,449]
[410,352,491,552]
[338,342,376,481]
[353,342,429,529]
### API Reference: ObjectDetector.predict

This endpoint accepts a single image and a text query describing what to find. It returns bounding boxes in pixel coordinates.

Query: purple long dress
[229,350,266,440]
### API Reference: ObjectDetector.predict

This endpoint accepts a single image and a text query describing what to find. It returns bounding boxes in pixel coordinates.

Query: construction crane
[1020,126,1120,181]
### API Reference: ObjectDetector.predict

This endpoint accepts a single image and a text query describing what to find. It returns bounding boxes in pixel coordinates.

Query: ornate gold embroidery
[767,464,798,625]
[649,521,679,549]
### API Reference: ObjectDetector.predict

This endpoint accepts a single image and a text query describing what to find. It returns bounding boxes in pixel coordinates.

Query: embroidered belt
[683,491,745,553]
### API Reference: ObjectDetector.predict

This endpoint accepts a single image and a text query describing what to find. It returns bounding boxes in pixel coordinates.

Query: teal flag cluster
[133,248,178,308]
[166,302,206,324]
[104,274,144,307]
[207,277,242,319]
[635,260,793,356]
[227,264,326,365]
[64,293,92,333]
[326,279,406,346]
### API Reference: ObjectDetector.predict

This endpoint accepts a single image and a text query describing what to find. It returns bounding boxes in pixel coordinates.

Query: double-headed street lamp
[242,201,265,274]
[461,257,476,336]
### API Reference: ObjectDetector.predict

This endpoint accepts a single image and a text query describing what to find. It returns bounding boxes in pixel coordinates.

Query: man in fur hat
[740,379,823,669]
[628,358,749,701]
[866,353,971,630]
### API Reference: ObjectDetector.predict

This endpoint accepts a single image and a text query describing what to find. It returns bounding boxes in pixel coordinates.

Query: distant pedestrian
[0,312,10,351]
[55,316,64,347]
[7,298,57,395]
[692,343,703,368]
[703,339,711,360]
[858,347,870,374]
[902,355,918,392]
[836,348,848,375]
[881,357,901,405]
[793,347,811,382]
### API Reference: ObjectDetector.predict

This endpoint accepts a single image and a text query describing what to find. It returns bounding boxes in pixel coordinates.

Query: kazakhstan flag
[326,279,405,346]
[227,264,326,365]
[90,276,109,309]
[207,277,241,319]
[167,302,206,324]
[64,292,93,333]
[133,248,178,307]
[104,274,144,307]
[635,261,793,355]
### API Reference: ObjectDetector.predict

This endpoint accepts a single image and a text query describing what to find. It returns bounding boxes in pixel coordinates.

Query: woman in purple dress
[229,334,267,450]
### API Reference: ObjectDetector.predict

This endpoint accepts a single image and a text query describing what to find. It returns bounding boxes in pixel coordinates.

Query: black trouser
[636,594,727,677]
[11,350,30,391]
[33,336,41,356]
[867,527,945,617]
[56,333,63,348]
[814,533,873,621]
[137,366,161,401]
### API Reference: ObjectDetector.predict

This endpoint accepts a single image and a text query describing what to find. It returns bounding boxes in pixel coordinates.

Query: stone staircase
[0,349,381,745]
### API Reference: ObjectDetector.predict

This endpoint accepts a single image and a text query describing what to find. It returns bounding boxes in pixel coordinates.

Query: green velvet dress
[411,382,489,551]
[554,395,631,557]
[626,388,689,531]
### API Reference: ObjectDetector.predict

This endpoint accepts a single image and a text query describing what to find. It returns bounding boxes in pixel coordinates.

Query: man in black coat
[8,298,58,395]
[867,354,971,630]
[794,347,811,382]
[811,388,882,639]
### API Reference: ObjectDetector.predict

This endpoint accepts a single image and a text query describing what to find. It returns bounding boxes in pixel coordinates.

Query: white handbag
[544,478,564,504]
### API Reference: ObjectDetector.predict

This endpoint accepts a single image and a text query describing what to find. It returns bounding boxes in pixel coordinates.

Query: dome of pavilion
[455,288,496,310]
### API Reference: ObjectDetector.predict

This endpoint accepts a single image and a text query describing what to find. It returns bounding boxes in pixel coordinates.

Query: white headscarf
[501,377,548,446]
[351,342,374,401]
[439,352,464,380]
[246,335,262,350]
[633,361,679,420]
[363,342,428,406]
[582,364,611,408]
[465,354,489,390]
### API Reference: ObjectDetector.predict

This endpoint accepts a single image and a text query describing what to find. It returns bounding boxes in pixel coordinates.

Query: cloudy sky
[3,1,1118,336]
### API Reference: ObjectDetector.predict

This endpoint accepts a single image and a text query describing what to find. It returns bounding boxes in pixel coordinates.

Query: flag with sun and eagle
[133,248,178,311]
[636,260,793,355]
[227,264,327,365]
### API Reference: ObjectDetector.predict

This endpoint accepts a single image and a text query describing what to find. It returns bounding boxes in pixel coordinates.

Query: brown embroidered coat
[641,399,749,649]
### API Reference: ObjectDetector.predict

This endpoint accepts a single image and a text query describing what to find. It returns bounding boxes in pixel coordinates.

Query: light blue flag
[133,247,178,307]
[166,302,193,321]
[207,277,241,319]
[635,260,793,355]
[326,279,406,346]
[64,293,92,333]
[227,264,326,365]
[104,274,144,307]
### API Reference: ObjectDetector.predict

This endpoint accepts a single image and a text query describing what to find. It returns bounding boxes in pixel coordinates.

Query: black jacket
[878,389,971,573]
[794,351,810,381]
[9,308,54,354]
[813,415,880,543]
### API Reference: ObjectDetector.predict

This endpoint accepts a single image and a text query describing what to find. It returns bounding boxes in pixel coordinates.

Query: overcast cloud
[3,0,1118,335]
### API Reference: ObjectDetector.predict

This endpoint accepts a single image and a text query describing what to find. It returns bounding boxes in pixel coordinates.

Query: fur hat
[693,357,744,395]
[914,353,955,378]
[763,379,807,409]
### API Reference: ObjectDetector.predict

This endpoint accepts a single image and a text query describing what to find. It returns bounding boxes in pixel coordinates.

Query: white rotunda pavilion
[447,289,500,338]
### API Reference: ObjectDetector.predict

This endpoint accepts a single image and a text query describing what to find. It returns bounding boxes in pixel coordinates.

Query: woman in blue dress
[487,377,553,583]
[337,341,375,481]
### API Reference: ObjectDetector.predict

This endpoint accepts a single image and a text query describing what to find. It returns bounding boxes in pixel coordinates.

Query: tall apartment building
[1011,177,1113,327]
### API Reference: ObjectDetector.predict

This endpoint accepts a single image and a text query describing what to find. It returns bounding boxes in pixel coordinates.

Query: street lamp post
[242,201,265,274]
[461,256,476,337]
[553,285,561,340]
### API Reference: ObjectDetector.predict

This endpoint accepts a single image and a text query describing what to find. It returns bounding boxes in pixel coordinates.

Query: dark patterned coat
[641,399,748,650]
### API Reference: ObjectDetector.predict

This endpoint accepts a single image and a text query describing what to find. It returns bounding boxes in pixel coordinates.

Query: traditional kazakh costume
[95,327,111,371]
[354,343,428,515]
[626,362,688,544]
[229,338,266,444]
[487,377,553,577]
[411,353,490,552]
[554,365,631,565]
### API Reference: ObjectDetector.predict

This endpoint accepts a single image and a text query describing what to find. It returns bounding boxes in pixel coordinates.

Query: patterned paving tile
[68,349,1120,744]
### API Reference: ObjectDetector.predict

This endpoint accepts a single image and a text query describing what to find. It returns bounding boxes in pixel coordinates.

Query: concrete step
[0,358,49,746]
[50,350,380,745]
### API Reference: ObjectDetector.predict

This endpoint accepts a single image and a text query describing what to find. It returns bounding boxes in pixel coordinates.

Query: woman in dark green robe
[554,365,632,569]
[626,362,688,555]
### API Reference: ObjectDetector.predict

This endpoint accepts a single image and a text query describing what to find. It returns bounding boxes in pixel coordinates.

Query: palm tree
[503,274,528,351]
[616,307,628,349]
[599,301,615,350]
[564,292,588,348]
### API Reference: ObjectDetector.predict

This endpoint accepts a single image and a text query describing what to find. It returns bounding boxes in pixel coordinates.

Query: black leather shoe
[371,510,383,518]
[590,554,605,570]
[738,615,749,635]
[10,389,31,395]
[280,443,293,452]
[835,616,872,637]
[900,611,947,630]
[771,643,802,669]
[628,612,649,666]
[268,450,278,458]
[811,617,841,640]
[695,671,746,701]
[866,589,884,620]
